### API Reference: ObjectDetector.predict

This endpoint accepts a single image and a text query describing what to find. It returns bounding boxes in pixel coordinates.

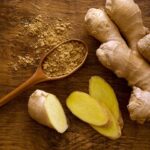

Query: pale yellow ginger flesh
[89,76,122,139]
[89,76,122,124]
[66,91,109,126]
[85,0,150,124]
[89,76,123,127]
[28,90,68,133]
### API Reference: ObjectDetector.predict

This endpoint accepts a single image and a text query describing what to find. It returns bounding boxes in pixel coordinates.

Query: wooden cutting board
[0,0,150,149]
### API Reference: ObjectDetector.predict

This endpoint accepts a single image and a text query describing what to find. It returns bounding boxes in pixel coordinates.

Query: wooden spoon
[0,39,88,107]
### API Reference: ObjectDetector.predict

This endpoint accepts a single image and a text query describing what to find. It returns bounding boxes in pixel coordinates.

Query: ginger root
[105,0,147,51]
[105,0,150,63]
[28,90,68,133]
[89,76,122,139]
[66,91,109,126]
[85,0,150,124]
[138,34,150,63]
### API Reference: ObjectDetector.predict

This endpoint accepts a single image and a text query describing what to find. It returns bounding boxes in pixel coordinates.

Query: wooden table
[0,0,150,149]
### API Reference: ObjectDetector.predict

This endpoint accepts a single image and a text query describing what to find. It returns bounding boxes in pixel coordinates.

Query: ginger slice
[89,76,123,139]
[89,76,123,127]
[28,90,68,133]
[66,91,109,126]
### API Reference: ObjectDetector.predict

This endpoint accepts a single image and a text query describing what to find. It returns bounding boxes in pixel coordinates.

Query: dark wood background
[0,0,150,150]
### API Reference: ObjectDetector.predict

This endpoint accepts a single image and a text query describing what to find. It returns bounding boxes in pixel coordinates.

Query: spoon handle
[0,71,45,107]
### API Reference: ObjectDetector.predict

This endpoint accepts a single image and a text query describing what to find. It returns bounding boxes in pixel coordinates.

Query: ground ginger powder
[42,41,87,77]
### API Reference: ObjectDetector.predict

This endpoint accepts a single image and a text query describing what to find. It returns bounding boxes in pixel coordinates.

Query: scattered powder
[42,41,87,77]
[9,15,72,71]
[9,55,35,71]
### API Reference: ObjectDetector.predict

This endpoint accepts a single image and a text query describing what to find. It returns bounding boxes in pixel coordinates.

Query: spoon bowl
[0,39,88,107]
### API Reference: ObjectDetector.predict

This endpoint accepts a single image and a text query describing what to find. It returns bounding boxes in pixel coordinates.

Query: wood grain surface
[0,0,150,150]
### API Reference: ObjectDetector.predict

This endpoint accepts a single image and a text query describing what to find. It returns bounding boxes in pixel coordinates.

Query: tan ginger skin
[85,0,150,124]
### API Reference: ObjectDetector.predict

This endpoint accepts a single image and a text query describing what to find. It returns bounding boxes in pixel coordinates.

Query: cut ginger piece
[66,91,109,126]
[89,76,123,127]
[89,76,123,139]
[28,90,68,133]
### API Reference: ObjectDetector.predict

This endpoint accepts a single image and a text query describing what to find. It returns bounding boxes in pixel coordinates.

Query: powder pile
[10,15,72,71]
[42,40,87,77]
